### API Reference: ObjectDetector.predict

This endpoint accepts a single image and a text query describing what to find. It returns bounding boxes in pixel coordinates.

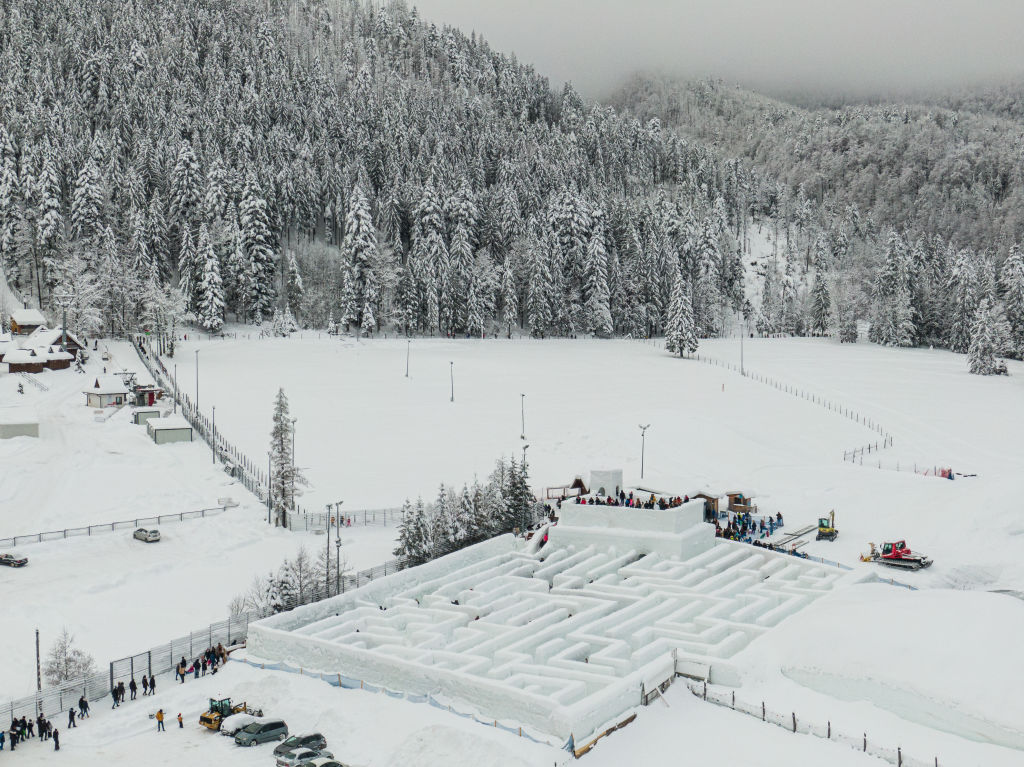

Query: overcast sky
[410,0,1024,99]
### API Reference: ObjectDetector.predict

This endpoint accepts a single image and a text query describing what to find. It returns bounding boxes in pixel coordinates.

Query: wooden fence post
[792,713,796,733]
[762,702,765,721]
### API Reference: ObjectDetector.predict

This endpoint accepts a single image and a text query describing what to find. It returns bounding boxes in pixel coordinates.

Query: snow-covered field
[0,345,399,696]
[5,331,1023,765]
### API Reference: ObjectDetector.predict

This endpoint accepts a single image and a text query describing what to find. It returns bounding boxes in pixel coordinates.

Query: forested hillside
[0,0,774,345]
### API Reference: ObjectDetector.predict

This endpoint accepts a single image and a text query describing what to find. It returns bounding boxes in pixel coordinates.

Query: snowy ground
[0,345,399,697]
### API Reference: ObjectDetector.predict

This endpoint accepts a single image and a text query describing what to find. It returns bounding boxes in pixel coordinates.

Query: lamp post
[405,339,410,378]
[290,418,297,512]
[52,290,71,352]
[335,500,344,595]
[211,405,216,463]
[520,393,526,440]
[639,424,651,479]
[194,349,199,414]
[740,315,745,377]
[522,443,529,466]
[325,503,332,596]
[449,361,454,402]
[173,364,178,414]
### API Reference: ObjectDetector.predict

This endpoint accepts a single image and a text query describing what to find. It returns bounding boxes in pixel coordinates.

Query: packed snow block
[557,502,702,534]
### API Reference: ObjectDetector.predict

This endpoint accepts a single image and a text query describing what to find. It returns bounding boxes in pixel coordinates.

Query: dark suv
[274,733,327,757]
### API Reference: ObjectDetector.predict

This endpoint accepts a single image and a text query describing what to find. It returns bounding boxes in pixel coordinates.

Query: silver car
[133,528,161,542]
[276,749,334,767]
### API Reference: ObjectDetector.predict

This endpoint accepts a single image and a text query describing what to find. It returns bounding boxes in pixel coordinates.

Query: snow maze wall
[248,505,869,740]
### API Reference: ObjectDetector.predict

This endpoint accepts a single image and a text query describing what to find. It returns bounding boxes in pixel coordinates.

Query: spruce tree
[501,261,518,338]
[169,140,202,224]
[285,250,304,313]
[198,224,224,332]
[342,184,377,327]
[584,226,613,337]
[968,299,1008,375]
[999,244,1024,355]
[177,225,199,313]
[948,249,978,354]
[809,272,831,335]
[665,270,698,356]
[268,388,305,526]
[70,155,104,244]
[241,172,277,319]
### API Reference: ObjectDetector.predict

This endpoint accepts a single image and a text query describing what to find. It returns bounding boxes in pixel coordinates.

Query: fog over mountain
[412,0,1024,100]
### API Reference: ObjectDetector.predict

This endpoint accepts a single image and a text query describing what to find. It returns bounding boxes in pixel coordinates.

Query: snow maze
[248,503,868,740]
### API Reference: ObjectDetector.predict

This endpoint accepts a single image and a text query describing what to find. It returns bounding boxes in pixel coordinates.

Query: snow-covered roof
[147,415,192,431]
[11,308,46,326]
[4,348,41,364]
[0,407,38,425]
[44,346,74,361]
[85,375,130,395]
[25,325,84,349]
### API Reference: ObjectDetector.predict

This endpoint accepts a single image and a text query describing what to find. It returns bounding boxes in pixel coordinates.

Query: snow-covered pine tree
[526,228,552,338]
[506,458,534,533]
[584,224,613,337]
[177,225,200,314]
[948,249,978,354]
[169,140,202,225]
[70,154,104,244]
[203,155,227,223]
[285,250,304,314]
[869,231,916,347]
[809,271,831,335]
[501,260,518,338]
[968,298,1008,375]
[36,156,64,291]
[360,272,377,336]
[268,388,305,526]
[394,499,417,559]
[326,310,337,335]
[198,224,224,332]
[241,172,277,319]
[342,184,377,327]
[665,270,698,356]
[283,305,299,334]
[999,244,1024,356]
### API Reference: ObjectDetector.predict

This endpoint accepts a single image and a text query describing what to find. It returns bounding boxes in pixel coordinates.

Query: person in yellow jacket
[156,709,165,732]
[177,713,183,729]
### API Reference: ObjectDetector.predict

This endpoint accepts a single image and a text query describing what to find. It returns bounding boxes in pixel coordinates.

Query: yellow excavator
[199,698,261,731]
[816,510,838,541]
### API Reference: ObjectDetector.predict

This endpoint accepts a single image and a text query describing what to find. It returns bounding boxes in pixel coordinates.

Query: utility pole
[36,628,42,697]
[405,339,410,378]
[325,503,332,596]
[290,418,297,513]
[520,393,526,440]
[173,364,178,414]
[522,443,529,466]
[211,405,216,464]
[335,500,344,595]
[639,424,651,479]
[449,361,454,402]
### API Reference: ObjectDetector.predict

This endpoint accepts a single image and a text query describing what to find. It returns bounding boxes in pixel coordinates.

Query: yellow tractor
[199,698,259,731]
[816,510,838,541]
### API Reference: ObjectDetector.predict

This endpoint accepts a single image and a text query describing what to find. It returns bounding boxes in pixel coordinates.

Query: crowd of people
[573,490,690,510]
[2,643,232,754]
[715,510,785,541]
[174,643,229,683]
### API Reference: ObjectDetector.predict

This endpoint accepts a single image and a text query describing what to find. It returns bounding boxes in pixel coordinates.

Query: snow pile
[736,584,1024,750]
[249,506,865,741]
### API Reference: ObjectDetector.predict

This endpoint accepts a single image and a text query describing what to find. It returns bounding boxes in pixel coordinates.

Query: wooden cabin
[9,309,46,335]
[726,492,757,514]
[4,347,45,373]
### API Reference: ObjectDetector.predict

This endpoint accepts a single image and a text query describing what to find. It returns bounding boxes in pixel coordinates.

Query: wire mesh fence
[0,506,230,549]
[687,680,944,767]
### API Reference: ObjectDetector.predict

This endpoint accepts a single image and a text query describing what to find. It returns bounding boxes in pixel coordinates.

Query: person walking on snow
[149,675,157,695]
[129,678,137,700]
[68,708,76,728]
[177,713,183,729]
[111,687,120,708]
[79,695,90,717]
[156,710,165,732]
[53,727,59,751]
[141,675,149,696]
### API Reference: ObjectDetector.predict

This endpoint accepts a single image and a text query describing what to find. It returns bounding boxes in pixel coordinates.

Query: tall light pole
[449,361,454,402]
[520,393,526,440]
[53,290,71,352]
[290,417,297,511]
[211,405,217,464]
[194,349,200,413]
[522,442,529,466]
[639,424,651,479]
[405,339,410,378]
[325,502,332,596]
[334,500,344,595]
[740,315,745,377]
[173,364,178,414]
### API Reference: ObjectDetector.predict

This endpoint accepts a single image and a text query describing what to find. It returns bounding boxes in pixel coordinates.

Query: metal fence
[0,506,231,549]
[285,508,404,531]
[686,679,944,767]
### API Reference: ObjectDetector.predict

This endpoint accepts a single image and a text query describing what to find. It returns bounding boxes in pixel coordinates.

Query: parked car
[274,733,327,757]
[234,718,288,746]
[133,528,161,542]
[220,713,261,736]
[0,552,28,567]
[276,749,334,767]
[306,758,347,767]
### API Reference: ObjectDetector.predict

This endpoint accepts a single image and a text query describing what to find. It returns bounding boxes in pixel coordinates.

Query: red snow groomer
[862,540,933,570]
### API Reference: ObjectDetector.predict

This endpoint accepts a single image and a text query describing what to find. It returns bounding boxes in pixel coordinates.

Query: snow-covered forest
[1,0,1021,372]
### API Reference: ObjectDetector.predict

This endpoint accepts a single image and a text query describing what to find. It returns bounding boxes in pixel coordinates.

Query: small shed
[544,476,589,500]
[83,375,129,408]
[131,384,163,407]
[10,308,46,335]
[43,346,74,370]
[726,492,757,514]
[5,347,45,373]
[0,409,39,439]
[24,326,85,358]
[692,492,721,521]
[589,469,624,498]
[146,415,193,444]
[133,408,161,425]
